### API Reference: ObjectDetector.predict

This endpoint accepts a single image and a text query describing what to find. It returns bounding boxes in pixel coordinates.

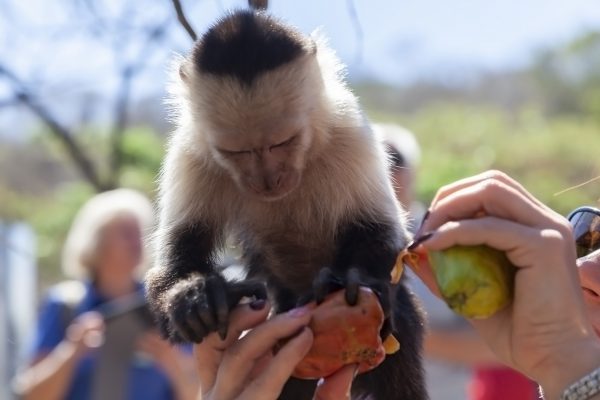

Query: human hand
[137,331,189,377]
[411,170,600,398]
[194,300,355,400]
[65,311,105,357]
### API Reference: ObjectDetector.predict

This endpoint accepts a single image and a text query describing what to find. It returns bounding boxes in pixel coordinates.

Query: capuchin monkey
[146,10,426,400]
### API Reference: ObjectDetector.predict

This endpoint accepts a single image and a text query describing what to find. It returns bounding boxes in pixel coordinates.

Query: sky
[3,0,600,85]
[2,0,600,137]
[268,0,600,83]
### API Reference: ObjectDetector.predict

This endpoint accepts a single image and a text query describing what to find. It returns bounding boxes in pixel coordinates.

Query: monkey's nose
[264,174,283,192]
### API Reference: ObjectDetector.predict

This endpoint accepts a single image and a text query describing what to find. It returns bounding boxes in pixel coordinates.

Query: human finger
[412,216,577,299]
[212,306,312,399]
[422,178,565,236]
[313,364,357,400]
[408,248,441,298]
[67,312,105,349]
[238,327,314,400]
[195,300,271,394]
[421,217,564,264]
[430,170,550,212]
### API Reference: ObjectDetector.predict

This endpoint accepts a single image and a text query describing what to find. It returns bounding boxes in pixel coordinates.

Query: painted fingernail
[288,306,310,318]
[345,365,359,396]
[407,231,434,250]
[249,299,266,310]
[415,209,430,235]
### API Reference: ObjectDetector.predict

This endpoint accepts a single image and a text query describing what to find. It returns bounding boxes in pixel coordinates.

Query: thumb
[313,364,357,400]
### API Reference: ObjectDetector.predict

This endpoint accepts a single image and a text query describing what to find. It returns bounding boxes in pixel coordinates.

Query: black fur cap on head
[192,10,311,86]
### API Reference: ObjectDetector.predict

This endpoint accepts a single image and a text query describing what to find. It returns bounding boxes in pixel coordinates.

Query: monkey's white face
[210,125,310,201]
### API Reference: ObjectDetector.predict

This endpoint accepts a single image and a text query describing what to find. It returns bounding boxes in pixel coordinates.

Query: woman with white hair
[14,189,197,400]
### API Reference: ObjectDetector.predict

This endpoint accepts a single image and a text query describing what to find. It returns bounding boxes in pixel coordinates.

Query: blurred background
[1,0,599,399]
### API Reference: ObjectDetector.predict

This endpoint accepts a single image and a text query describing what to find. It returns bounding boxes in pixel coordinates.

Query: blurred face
[96,214,142,275]
[569,207,600,335]
[391,168,414,209]
[385,143,415,209]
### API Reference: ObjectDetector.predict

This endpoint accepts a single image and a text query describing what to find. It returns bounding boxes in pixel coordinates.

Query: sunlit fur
[152,32,408,306]
[145,13,428,397]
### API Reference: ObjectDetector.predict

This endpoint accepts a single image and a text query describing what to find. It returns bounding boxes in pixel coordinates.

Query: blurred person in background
[376,123,537,400]
[12,189,198,400]
[374,123,426,229]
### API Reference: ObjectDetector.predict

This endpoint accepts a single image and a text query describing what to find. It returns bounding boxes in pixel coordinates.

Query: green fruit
[428,245,516,319]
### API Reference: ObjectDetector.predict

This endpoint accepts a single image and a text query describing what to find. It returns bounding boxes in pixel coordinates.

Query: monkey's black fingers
[226,280,268,309]
[296,293,314,307]
[205,276,230,341]
[380,318,392,340]
[191,300,212,338]
[344,267,361,306]
[171,303,204,343]
[313,267,337,304]
[368,280,391,318]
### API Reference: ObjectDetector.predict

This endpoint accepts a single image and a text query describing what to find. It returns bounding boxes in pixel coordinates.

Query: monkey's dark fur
[146,10,427,399]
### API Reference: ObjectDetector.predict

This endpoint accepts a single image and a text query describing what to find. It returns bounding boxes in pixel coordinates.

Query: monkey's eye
[269,135,296,151]
[219,148,251,157]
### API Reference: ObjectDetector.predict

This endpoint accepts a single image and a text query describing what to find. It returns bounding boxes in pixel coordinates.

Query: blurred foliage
[532,31,600,117]
[360,29,600,215]
[1,127,164,283]
[370,104,600,215]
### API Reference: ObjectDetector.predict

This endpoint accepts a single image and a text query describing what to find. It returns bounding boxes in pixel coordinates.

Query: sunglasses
[567,206,600,258]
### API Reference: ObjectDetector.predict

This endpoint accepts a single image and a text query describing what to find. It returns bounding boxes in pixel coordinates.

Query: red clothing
[469,367,538,400]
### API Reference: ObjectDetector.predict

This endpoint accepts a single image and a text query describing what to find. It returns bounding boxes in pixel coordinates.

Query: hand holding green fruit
[427,245,516,319]
[400,243,516,319]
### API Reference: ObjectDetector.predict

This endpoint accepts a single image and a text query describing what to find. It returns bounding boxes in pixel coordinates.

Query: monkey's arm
[333,218,401,283]
[146,148,266,343]
[147,222,266,343]
[310,217,403,337]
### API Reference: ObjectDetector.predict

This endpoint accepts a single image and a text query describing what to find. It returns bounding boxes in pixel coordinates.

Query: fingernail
[346,365,358,396]
[288,306,309,318]
[249,299,266,310]
[415,209,430,235]
[352,364,360,379]
[407,231,434,250]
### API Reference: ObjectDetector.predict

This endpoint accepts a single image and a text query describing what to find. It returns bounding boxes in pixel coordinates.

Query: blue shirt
[32,282,176,400]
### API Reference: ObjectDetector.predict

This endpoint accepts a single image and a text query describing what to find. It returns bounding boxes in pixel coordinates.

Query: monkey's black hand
[305,267,393,338]
[167,274,267,343]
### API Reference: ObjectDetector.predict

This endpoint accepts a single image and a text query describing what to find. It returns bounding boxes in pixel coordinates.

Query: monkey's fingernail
[288,306,310,318]
[249,299,266,310]
[407,232,434,250]
[218,327,228,340]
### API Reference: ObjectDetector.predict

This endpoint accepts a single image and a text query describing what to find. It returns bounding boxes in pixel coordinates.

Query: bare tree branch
[0,65,107,192]
[171,0,197,41]
[0,96,18,108]
[248,0,268,10]
[346,0,364,64]
[107,21,169,186]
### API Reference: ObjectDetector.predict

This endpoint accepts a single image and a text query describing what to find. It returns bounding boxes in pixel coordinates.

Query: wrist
[537,337,600,400]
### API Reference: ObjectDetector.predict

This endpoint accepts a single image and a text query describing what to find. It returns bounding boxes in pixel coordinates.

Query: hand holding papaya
[408,170,600,399]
